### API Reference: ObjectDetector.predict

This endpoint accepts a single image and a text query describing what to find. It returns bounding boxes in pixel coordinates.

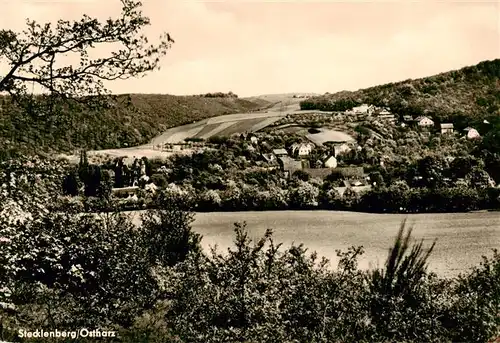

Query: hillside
[0,93,271,154]
[300,59,500,123]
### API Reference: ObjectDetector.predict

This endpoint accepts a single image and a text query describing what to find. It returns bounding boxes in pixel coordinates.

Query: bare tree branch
[0,0,173,115]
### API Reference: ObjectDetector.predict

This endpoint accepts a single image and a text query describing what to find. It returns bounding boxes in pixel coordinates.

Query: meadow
[128,210,500,278]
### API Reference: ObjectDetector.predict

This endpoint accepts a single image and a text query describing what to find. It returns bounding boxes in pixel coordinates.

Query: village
[106,101,489,204]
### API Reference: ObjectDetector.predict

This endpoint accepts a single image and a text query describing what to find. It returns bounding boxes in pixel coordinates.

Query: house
[278,156,303,179]
[378,114,396,123]
[290,143,314,157]
[250,136,258,145]
[333,143,351,157]
[261,141,272,151]
[440,123,454,134]
[261,153,276,163]
[402,115,413,122]
[464,127,481,139]
[272,148,288,157]
[324,156,338,169]
[415,116,434,127]
[351,104,375,115]
[378,108,392,116]
[112,186,139,197]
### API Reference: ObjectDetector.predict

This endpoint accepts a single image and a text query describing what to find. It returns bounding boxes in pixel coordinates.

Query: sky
[1,0,499,97]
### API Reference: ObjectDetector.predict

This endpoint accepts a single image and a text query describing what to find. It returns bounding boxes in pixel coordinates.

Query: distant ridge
[0,93,270,154]
[300,59,500,121]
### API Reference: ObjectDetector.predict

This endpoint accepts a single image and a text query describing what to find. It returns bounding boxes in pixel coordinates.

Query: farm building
[440,123,454,134]
[278,156,303,173]
[290,143,314,157]
[415,116,435,127]
[261,153,276,163]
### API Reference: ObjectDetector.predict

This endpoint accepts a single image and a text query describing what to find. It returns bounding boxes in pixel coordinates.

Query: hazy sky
[1,0,499,97]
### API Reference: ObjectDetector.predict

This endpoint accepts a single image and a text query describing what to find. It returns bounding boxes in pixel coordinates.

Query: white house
[415,116,434,127]
[324,156,338,169]
[291,143,314,157]
[440,123,454,134]
[464,127,481,139]
[250,136,259,145]
[351,104,375,115]
[377,108,392,116]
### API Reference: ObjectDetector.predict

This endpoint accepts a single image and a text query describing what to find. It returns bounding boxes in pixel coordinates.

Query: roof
[324,156,337,163]
[440,123,454,128]
[272,148,288,155]
[415,116,433,121]
[278,156,302,171]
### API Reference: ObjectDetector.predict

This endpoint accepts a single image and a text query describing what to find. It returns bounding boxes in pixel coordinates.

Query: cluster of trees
[151,179,499,214]
[300,60,500,119]
[194,91,238,98]
[65,136,500,214]
[1,161,499,342]
[62,150,156,198]
[1,4,499,341]
[300,97,361,112]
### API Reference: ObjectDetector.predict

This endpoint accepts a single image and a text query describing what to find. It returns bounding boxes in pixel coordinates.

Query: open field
[63,94,333,162]
[306,129,356,145]
[127,210,500,278]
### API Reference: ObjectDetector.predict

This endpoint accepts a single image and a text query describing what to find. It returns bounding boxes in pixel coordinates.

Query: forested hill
[300,59,500,121]
[0,93,270,154]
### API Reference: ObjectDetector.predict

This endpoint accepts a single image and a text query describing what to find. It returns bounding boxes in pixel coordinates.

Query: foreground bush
[164,222,500,343]
[1,171,499,342]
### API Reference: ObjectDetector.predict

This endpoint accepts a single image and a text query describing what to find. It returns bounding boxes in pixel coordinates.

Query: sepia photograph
[0,0,499,342]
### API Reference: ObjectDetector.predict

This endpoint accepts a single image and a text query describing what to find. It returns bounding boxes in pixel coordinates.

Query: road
[61,97,303,163]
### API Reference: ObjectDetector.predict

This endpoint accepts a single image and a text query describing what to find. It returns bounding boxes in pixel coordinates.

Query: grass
[214,118,266,136]
[301,58,500,122]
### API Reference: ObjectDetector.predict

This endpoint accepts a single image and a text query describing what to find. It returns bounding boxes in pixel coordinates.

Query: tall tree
[0,0,173,114]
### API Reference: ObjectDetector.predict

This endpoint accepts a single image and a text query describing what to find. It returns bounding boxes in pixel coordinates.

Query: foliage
[1,159,500,342]
[0,0,172,110]
[300,59,500,121]
[140,190,201,267]
[0,94,267,153]
[164,221,500,342]
[367,221,440,341]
